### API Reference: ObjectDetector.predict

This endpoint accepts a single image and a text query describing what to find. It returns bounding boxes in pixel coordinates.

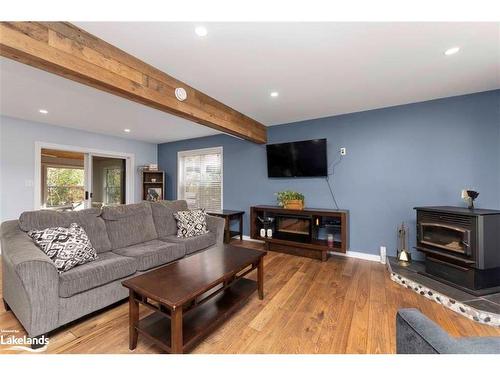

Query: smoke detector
[175,87,188,101]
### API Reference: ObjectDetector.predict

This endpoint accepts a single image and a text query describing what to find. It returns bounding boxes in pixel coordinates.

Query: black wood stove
[415,206,500,295]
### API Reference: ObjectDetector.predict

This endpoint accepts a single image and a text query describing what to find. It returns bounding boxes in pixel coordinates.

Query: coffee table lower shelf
[135,277,257,353]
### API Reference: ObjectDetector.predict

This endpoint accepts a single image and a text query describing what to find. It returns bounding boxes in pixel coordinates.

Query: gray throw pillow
[173,209,208,238]
[28,223,98,273]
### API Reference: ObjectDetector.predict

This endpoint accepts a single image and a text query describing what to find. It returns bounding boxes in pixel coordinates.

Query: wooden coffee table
[122,245,266,354]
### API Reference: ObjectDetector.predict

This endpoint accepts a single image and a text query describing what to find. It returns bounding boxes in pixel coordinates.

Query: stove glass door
[420,222,470,255]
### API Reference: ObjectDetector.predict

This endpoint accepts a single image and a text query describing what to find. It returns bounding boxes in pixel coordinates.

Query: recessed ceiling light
[124,128,131,133]
[444,46,460,56]
[270,92,279,97]
[39,109,48,114]
[195,26,208,37]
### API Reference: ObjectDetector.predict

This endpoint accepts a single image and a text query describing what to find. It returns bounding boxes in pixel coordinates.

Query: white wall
[0,116,157,222]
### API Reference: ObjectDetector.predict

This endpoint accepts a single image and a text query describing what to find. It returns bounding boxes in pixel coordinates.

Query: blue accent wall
[158,90,500,256]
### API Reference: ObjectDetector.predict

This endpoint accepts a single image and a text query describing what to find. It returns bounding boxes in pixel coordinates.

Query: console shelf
[250,205,349,261]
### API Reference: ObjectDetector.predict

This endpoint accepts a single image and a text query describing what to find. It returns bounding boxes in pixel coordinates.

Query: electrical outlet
[340,147,347,156]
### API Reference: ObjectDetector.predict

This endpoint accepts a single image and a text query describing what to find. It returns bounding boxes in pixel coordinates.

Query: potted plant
[276,190,305,210]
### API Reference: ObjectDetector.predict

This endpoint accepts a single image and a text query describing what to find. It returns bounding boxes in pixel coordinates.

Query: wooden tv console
[250,205,349,261]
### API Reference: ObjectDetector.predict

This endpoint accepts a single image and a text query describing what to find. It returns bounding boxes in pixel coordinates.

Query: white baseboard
[240,235,380,263]
[329,250,381,263]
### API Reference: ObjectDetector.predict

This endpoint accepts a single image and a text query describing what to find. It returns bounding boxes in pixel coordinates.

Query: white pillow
[173,209,208,238]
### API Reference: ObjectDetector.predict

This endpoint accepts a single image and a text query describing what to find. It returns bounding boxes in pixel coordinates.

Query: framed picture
[146,187,163,202]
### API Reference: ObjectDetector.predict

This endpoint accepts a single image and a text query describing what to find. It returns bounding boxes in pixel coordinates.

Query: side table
[207,210,245,243]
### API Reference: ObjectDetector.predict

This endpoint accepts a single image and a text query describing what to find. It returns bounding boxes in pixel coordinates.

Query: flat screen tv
[266,139,328,178]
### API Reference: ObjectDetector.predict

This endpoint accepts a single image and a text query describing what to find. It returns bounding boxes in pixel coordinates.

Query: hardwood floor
[1,240,499,354]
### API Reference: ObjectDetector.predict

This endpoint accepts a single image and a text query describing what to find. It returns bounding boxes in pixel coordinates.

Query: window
[44,166,85,209]
[177,147,223,212]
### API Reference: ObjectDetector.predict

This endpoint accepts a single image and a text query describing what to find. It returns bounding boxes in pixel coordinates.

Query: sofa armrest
[1,220,59,337]
[396,308,458,354]
[206,215,225,246]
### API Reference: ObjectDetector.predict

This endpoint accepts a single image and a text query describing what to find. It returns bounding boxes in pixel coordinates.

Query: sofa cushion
[19,208,112,253]
[102,203,158,249]
[161,232,216,255]
[150,200,188,237]
[112,240,185,271]
[59,251,137,297]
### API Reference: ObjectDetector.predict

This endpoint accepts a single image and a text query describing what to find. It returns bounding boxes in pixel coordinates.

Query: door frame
[34,141,135,210]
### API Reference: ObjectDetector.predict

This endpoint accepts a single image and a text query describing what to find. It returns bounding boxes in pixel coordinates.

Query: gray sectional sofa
[396,308,500,354]
[0,200,225,341]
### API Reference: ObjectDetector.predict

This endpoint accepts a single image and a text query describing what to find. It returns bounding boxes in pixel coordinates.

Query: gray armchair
[396,308,500,354]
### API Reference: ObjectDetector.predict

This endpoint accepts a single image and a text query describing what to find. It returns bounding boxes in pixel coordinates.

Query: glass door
[419,222,471,255]
[40,148,86,211]
[39,149,128,211]
[274,215,312,243]
[90,155,126,208]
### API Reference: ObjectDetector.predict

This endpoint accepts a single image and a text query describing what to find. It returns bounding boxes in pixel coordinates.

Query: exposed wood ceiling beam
[0,22,267,144]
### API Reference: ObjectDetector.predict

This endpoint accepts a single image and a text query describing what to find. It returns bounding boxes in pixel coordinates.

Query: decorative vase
[284,199,304,210]
[267,229,273,238]
[462,189,479,210]
[260,228,266,238]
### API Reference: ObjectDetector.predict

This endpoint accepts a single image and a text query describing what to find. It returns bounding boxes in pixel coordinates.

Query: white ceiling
[1,22,499,143]
[0,57,220,143]
[76,22,500,125]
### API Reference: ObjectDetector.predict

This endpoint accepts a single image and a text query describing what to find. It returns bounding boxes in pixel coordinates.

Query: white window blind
[177,147,223,212]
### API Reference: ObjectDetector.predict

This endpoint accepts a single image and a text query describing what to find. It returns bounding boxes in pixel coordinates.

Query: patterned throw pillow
[28,223,98,274]
[173,209,208,238]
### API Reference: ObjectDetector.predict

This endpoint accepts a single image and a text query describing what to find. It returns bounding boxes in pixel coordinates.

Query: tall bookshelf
[142,170,165,201]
